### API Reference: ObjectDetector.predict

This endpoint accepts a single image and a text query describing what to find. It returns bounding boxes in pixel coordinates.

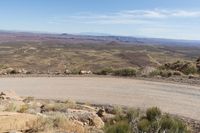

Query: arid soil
[0,77,200,121]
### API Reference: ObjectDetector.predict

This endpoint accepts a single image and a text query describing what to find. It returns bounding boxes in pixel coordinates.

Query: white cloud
[49,9,200,25]
[46,9,200,40]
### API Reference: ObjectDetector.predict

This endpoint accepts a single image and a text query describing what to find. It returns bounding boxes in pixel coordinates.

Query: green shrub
[4,103,18,112]
[104,107,190,133]
[113,106,123,115]
[104,121,131,133]
[159,115,188,133]
[71,69,80,75]
[173,71,183,76]
[137,118,151,132]
[114,68,136,77]
[146,107,161,121]
[43,103,68,112]
[149,69,161,77]
[96,68,113,75]
[0,64,7,69]
[18,104,29,113]
[160,70,173,78]
[181,64,197,75]
[126,108,139,122]
[162,61,198,75]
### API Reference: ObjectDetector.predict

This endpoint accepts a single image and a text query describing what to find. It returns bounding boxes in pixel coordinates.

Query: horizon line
[0,29,200,42]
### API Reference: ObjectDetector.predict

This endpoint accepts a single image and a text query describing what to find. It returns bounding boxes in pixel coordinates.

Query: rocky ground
[0,91,107,133]
[0,91,200,133]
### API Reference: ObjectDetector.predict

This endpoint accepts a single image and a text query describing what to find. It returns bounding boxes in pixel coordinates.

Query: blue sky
[0,0,200,40]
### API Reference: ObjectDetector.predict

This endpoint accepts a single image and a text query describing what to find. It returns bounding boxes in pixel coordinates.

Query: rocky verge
[0,91,200,133]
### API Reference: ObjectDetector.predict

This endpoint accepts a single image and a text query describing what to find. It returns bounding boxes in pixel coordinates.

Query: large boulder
[0,91,22,101]
[0,112,38,132]
[0,91,24,112]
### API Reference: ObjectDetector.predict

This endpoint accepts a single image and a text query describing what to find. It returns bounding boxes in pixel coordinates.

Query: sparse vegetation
[27,112,86,133]
[95,67,114,75]
[104,107,190,133]
[146,107,161,121]
[162,61,198,75]
[0,92,196,133]
[104,120,131,133]
[113,68,137,77]
[18,104,29,113]
[4,103,18,112]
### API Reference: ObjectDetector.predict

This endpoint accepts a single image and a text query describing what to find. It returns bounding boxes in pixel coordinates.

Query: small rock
[96,109,105,117]
[64,69,71,75]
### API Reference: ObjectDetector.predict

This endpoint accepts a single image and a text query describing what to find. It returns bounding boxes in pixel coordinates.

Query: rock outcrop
[0,112,38,132]
[0,91,22,101]
[66,109,104,129]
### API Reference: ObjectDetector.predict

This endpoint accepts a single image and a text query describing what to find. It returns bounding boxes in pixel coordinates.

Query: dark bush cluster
[113,68,137,77]
[104,107,189,133]
[162,61,198,75]
[96,68,137,77]
[95,68,114,75]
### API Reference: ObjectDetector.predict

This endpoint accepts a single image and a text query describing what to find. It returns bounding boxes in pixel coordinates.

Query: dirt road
[0,77,200,120]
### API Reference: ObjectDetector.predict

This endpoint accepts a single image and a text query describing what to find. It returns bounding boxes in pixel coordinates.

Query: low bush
[137,118,151,132]
[4,103,18,112]
[95,68,113,75]
[18,104,29,113]
[113,68,136,77]
[112,106,123,115]
[126,108,140,122]
[173,71,183,76]
[149,69,173,78]
[43,103,68,112]
[27,112,86,133]
[146,107,161,121]
[104,120,131,133]
[160,70,173,78]
[104,107,189,133]
[159,115,188,133]
[71,69,81,75]
[182,64,197,75]
[162,61,198,75]
[149,69,161,77]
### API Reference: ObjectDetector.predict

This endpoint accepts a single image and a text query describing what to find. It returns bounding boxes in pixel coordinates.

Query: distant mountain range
[0,30,200,47]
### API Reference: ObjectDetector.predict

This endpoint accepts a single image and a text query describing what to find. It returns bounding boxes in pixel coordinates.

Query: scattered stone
[40,104,45,113]
[64,69,71,75]
[188,74,199,79]
[96,108,105,117]
[79,70,92,75]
